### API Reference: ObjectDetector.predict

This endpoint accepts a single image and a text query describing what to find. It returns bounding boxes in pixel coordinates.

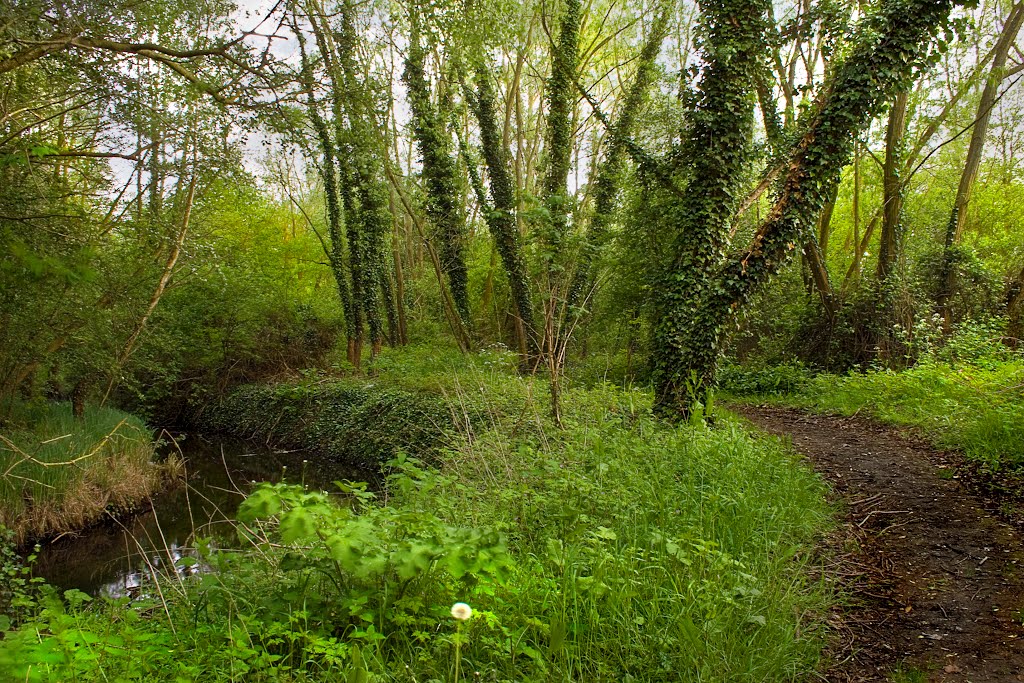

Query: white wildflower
[451,602,472,620]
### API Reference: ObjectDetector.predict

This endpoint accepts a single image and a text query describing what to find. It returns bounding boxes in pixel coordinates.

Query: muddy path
[733,404,1024,682]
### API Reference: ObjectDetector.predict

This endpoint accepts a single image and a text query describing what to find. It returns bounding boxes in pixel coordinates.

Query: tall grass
[793,361,1024,471]
[413,384,833,681]
[0,402,168,543]
[1,357,835,682]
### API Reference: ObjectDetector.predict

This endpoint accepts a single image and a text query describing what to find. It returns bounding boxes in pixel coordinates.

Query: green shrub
[200,377,458,468]
[718,362,813,396]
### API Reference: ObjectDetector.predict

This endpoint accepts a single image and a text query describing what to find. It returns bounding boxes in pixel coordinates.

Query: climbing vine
[403,5,471,326]
[651,0,959,418]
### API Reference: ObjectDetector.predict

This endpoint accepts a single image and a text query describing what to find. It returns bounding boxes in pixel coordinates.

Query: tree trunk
[538,0,582,420]
[651,0,770,417]
[467,60,538,360]
[566,4,670,320]
[292,17,356,352]
[878,90,909,286]
[71,377,88,420]
[653,0,956,419]
[403,6,471,325]
[1007,263,1024,348]
[803,184,839,316]
[852,150,862,281]
[388,188,409,345]
[876,90,910,363]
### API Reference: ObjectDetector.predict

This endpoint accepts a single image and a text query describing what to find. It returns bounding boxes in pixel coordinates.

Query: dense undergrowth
[0,402,173,544]
[1,347,834,682]
[200,379,454,469]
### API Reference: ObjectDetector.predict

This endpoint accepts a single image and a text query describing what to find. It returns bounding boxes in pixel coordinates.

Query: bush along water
[198,376,457,469]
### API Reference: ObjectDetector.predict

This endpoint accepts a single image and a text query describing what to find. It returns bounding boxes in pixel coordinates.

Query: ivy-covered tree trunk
[468,61,538,360]
[333,0,389,360]
[337,144,366,367]
[537,0,582,423]
[540,0,580,266]
[564,3,670,323]
[293,19,357,354]
[652,0,956,419]
[651,0,770,417]
[403,7,471,326]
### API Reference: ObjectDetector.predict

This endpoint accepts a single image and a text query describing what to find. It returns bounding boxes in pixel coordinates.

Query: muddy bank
[30,434,368,596]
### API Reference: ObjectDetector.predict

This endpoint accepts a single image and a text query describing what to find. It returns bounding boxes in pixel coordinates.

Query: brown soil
[734,404,1024,683]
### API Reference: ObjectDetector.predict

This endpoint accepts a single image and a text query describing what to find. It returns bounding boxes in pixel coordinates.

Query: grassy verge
[197,344,543,468]
[0,402,173,544]
[2,349,835,681]
[200,380,455,469]
[722,360,1024,471]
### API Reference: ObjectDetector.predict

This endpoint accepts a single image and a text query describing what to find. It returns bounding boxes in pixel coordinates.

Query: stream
[29,434,372,597]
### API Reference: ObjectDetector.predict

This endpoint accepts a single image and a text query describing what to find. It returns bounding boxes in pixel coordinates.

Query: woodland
[1,0,1024,679]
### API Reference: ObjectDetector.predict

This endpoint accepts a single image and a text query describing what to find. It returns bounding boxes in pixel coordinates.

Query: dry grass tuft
[1,402,180,544]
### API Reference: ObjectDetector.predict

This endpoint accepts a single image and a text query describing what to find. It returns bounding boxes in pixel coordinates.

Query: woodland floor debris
[736,404,1024,683]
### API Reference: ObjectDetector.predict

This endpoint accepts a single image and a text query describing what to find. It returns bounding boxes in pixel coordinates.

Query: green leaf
[237,487,281,522]
[279,508,315,543]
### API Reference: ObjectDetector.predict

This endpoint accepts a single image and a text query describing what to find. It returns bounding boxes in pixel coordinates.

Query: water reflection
[29,435,373,597]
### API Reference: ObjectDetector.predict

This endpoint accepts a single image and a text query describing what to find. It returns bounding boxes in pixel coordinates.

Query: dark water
[29,435,372,597]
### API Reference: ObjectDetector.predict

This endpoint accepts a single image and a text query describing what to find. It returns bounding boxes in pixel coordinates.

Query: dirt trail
[734,405,1024,682]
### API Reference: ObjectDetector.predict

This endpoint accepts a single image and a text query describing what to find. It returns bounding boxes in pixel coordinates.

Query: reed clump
[0,402,177,544]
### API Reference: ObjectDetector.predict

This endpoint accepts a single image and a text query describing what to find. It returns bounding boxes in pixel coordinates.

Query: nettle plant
[235,455,512,648]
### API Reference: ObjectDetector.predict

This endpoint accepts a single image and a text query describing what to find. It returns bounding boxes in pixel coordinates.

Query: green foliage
[916,244,1005,324]
[0,528,41,628]
[235,459,512,625]
[718,362,813,396]
[125,181,343,416]
[0,367,832,682]
[200,376,456,469]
